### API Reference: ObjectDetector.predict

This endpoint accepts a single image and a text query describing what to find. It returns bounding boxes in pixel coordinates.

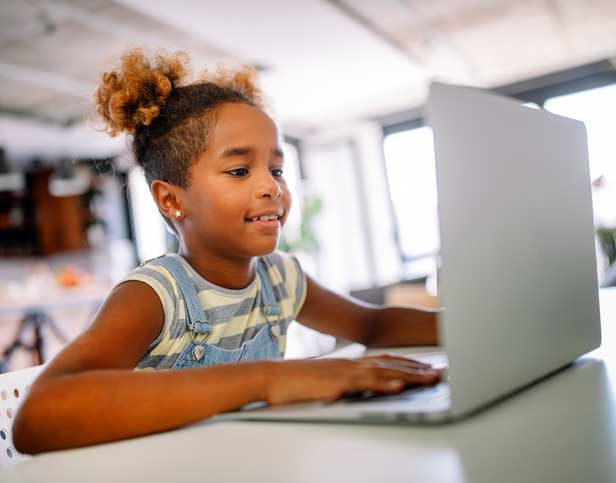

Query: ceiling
[1,0,616,133]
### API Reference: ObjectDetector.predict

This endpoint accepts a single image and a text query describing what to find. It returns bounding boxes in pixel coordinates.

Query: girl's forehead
[212,103,279,146]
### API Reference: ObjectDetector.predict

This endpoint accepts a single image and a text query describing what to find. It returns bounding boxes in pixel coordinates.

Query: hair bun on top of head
[95,49,190,136]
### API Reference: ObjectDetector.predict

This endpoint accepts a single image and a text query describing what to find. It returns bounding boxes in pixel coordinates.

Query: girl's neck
[177,245,257,290]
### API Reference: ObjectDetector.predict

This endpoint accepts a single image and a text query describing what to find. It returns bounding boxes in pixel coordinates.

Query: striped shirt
[119,251,307,370]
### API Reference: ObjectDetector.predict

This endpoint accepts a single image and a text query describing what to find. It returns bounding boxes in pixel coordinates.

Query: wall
[0,116,125,168]
[302,120,402,293]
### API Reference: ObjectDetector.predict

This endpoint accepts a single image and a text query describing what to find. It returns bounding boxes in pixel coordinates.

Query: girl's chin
[245,218,282,232]
[244,239,280,257]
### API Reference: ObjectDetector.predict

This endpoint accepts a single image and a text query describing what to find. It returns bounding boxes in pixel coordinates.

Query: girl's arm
[14,281,440,454]
[12,281,264,454]
[296,274,439,347]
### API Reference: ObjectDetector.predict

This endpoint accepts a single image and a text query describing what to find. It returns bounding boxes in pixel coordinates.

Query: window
[383,126,439,277]
[383,82,616,280]
[127,167,167,263]
[544,83,616,276]
[544,84,616,185]
[280,141,303,241]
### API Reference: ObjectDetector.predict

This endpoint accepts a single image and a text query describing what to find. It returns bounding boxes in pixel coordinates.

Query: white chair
[0,365,44,467]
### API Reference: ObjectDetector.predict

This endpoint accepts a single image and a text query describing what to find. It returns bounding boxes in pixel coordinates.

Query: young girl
[13,50,442,454]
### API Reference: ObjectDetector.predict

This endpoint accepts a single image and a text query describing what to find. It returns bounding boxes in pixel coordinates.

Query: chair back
[0,365,44,466]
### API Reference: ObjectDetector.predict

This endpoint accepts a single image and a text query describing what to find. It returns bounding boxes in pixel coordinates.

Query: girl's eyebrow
[220,146,251,158]
[219,146,284,159]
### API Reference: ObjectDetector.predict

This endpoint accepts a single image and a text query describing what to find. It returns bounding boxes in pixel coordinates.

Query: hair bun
[95,49,190,136]
[206,66,263,108]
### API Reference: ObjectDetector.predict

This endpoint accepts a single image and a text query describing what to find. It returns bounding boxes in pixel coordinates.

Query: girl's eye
[227,168,282,177]
[227,168,248,177]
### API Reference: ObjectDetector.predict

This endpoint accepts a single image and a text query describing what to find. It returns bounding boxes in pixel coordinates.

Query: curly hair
[95,49,264,188]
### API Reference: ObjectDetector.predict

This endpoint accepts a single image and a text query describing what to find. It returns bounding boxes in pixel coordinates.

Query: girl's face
[179,102,292,259]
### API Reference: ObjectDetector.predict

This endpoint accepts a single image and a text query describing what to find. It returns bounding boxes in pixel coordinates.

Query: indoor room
[1,1,615,481]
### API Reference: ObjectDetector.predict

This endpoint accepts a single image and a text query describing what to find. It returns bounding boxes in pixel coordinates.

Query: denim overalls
[151,256,283,369]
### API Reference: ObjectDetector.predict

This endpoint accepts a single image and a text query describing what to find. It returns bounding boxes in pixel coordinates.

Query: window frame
[379,59,616,265]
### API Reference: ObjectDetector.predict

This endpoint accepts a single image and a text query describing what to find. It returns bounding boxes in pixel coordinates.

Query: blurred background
[1,0,615,370]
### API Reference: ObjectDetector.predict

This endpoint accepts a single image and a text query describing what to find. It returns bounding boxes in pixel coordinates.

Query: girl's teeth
[248,215,280,222]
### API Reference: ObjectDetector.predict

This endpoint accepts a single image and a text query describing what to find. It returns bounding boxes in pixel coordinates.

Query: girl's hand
[263,354,442,405]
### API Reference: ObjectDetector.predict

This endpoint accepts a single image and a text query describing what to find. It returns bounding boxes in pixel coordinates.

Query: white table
[5,289,616,483]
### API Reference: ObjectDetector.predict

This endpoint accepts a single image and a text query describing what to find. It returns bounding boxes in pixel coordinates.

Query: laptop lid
[428,82,601,417]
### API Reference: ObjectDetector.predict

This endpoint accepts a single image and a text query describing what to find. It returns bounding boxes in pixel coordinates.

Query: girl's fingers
[369,366,442,386]
[370,378,406,394]
[343,376,406,397]
[372,361,433,372]
[314,361,443,403]
[360,354,433,369]
[343,364,441,393]
[344,367,439,398]
[358,357,437,376]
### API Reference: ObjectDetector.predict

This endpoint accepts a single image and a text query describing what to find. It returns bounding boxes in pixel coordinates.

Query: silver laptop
[218,82,602,424]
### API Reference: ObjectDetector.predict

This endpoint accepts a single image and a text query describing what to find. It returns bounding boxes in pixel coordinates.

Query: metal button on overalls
[270,324,281,340]
[192,345,205,361]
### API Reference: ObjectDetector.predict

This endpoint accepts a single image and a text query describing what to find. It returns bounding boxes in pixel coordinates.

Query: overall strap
[152,256,212,335]
[256,258,281,324]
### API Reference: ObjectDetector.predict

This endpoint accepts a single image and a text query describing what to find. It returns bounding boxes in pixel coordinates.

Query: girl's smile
[248,218,283,233]
[245,209,285,231]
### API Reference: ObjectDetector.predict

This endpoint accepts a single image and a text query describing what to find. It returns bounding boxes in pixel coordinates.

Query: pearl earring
[174,210,183,219]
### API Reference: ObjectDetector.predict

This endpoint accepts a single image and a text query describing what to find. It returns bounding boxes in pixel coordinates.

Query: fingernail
[389,380,404,387]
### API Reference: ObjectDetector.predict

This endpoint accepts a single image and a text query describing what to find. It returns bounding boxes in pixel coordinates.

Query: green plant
[278,196,323,254]
[597,227,616,266]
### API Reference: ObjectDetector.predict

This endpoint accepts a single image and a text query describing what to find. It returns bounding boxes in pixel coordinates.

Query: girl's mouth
[245,214,282,222]
[244,214,282,229]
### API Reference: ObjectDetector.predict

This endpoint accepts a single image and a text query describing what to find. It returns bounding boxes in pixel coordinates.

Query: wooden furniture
[0,168,89,256]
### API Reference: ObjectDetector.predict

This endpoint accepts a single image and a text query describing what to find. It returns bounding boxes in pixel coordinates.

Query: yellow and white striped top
[119,251,307,370]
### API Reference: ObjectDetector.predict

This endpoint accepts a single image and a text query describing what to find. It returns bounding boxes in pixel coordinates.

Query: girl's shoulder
[125,253,179,282]
[116,254,185,309]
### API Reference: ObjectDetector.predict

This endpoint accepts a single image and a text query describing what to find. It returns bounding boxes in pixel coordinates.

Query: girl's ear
[151,180,183,220]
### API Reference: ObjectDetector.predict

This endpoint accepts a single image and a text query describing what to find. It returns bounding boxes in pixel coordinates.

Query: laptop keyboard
[339,382,450,405]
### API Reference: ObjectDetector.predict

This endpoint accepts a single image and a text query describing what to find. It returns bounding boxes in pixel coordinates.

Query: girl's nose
[256,172,283,199]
